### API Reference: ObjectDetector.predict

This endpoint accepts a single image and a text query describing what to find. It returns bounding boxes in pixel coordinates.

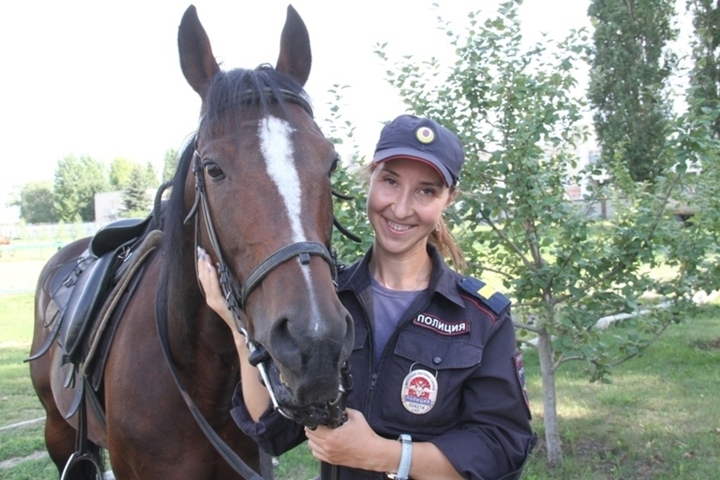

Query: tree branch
[606,322,671,368]
[481,213,533,268]
[513,320,542,333]
[553,355,584,372]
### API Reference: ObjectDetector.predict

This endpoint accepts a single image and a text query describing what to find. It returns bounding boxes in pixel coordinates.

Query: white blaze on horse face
[258,116,304,240]
[258,115,321,330]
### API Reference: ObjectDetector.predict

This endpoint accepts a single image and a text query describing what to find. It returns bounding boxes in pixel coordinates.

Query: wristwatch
[386,434,412,480]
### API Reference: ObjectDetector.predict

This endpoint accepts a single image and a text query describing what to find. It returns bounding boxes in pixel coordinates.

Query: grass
[2,248,720,479]
[521,305,720,479]
[0,241,64,294]
[0,294,46,428]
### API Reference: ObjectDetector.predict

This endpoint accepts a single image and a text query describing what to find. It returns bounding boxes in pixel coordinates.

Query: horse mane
[204,63,310,132]
[162,64,310,302]
[164,139,195,269]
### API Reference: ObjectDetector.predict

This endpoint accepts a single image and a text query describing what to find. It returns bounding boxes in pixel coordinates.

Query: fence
[0,222,101,242]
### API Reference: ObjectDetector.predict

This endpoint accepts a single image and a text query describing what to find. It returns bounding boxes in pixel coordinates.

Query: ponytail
[429,190,466,273]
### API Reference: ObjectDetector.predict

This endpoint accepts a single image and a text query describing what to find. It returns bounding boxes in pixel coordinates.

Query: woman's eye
[204,163,225,180]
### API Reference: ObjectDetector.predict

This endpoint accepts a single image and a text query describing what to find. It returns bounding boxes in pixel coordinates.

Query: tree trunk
[537,328,563,467]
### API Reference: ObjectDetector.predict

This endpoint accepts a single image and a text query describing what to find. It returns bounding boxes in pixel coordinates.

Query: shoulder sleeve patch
[458,276,511,315]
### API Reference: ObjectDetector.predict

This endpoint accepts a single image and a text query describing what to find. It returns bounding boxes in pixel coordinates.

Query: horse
[28,5,354,479]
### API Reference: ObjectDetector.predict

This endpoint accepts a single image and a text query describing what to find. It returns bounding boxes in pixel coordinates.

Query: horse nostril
[268,318,301,367]
[266,309,352,405]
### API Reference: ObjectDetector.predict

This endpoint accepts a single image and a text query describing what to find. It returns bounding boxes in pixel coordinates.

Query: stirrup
[60,451,104,480]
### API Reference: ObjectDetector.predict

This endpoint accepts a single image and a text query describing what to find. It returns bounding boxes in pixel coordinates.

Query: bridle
[154,86,356,479]
[184,87,352,429]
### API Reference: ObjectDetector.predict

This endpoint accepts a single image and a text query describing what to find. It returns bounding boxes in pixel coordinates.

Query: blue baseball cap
[373,115,465,187]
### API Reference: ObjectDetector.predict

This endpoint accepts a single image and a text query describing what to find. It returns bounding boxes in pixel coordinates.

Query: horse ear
[178,5,220,98]
[275,5,311,87]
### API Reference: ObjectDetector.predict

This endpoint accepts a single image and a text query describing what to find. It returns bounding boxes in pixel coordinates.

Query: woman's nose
[391,191,413,218]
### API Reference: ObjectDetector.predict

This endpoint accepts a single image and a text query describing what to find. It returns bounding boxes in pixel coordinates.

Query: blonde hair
[429,186,466,273]
[365,163,467,273]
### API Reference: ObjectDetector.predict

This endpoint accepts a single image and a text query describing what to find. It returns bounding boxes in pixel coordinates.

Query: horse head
[175,5,354,417]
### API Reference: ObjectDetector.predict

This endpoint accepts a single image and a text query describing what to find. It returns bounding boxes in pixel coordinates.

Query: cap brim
[373,147,453,187]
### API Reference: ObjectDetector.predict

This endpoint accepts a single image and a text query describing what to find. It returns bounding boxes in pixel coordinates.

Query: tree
[54,154,109,222]
[376,0,720,468]
[11,181,58,224]
[687,0,720,139]
[109,158,137,190]
[162,148,180,183]
[322,84,374,262]
[120,162,158,218]
[588,0,678,183]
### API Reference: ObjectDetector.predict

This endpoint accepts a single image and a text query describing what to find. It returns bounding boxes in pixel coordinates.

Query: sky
[1,0,593,223]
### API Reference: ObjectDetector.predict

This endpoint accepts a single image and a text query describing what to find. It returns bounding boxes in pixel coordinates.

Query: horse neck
[164,243,239,378]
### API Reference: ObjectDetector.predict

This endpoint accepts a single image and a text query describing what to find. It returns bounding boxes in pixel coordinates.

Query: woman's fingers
[197,247,232,321]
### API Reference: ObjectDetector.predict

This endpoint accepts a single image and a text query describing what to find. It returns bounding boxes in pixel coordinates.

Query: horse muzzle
[250,345,353,429]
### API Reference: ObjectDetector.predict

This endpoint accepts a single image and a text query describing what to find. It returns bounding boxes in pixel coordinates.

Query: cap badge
[416,126,435,144]
[401,367,438,415]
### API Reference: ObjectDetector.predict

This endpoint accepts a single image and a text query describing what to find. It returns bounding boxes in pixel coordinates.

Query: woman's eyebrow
[382,167,444,187]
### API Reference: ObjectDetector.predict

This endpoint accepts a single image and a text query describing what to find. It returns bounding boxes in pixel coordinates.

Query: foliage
[53,154,109,222]
[588,0,678,184]
[121,162,158,218]
[322,84,374,263]
[520,304,720,479]
[10,181,58,224]
[109,157,137,190]
[687,0,720,139]
[375,0,720,467]
[162,148,180,183]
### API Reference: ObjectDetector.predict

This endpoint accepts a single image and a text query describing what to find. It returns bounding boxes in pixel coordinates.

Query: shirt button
[432,356,442,365]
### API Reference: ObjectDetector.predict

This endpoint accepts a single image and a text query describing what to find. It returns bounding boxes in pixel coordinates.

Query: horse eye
[329,156,339,176]
[204,162,225,180]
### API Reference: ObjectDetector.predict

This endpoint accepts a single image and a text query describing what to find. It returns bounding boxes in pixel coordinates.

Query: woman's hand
[197,246,271,420]
[197,247,234,328]
[304,408,396,472]
[305,408,463,479]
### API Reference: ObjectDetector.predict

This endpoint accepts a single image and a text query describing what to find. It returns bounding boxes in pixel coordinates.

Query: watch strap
[394,434,412,480]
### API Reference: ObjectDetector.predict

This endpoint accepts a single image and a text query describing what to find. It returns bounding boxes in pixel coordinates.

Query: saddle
[63,216,158,362]
[27,214,159,369]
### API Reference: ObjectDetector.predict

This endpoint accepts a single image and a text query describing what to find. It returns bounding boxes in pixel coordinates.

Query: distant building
[94,191,125,225]
[94,189,157,226]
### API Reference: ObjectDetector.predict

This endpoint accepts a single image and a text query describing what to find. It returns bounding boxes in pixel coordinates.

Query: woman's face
[367,158,454,258]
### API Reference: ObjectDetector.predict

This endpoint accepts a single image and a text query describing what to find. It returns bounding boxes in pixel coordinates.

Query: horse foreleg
[43,401,105,480]
[29,350,73,477]
[40,400,75,475]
